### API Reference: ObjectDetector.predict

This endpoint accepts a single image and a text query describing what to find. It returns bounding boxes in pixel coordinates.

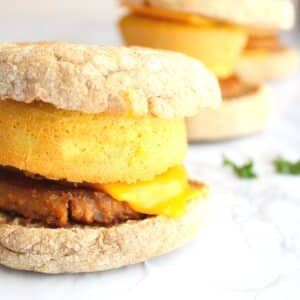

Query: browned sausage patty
[245,35,285,52]
[0,167,145,228]
[219,75,258,100]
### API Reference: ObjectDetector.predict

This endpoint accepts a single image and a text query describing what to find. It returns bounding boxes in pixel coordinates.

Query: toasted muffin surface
[0,42,221,119]
[0,197,207,273]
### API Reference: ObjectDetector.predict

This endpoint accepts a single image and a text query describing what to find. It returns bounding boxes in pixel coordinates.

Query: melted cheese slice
[99,166,208,218]
[121,0,212,26]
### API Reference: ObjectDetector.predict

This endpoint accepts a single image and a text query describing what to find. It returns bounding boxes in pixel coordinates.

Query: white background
[0,1,121,44]
[0,1,299,300]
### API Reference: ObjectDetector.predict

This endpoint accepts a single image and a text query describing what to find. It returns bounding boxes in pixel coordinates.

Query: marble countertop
[0,1,299,299]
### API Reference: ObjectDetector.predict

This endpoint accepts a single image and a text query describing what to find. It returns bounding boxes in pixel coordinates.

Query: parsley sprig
[273,157,300,175]
[223,156,258,179]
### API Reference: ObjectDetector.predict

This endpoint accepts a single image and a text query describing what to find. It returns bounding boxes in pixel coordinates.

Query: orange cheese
[99,166,208,218]
[121,0,212,25]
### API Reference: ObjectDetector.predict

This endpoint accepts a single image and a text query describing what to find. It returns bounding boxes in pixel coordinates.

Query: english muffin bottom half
[186,78,270,141]
[0,42,221,273]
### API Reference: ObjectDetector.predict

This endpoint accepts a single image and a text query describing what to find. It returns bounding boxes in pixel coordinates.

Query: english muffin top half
[0,42,220,117]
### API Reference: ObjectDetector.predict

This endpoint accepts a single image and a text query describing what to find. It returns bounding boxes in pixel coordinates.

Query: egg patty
[0,100,187,184]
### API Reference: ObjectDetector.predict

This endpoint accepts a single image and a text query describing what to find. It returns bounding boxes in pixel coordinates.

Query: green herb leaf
[273,156,300,175]
[223,155,258,179]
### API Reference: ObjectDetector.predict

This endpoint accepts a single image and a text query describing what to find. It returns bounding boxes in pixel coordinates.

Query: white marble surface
[0,1,299,299]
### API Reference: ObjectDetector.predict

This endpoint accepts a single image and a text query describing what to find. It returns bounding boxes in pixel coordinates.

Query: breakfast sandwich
[119,0,298,140]
[0,42,221,273]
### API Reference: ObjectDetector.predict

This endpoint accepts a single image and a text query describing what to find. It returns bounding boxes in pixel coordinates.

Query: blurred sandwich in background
[119,0,299,141]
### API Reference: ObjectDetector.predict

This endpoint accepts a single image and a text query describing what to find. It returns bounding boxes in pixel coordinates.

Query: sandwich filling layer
[0,101,207,228]
[0,167,206,228]
[121,0,215,25]
[219,75,259,99]
[243,34,287,56]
